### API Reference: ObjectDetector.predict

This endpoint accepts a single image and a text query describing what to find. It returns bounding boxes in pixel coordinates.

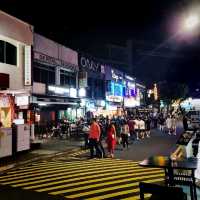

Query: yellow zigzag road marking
[49,173,164,195]
[66,178,164,199]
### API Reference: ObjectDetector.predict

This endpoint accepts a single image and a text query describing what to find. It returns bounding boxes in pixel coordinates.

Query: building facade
[0,10,33,158]
[31,33,80,122]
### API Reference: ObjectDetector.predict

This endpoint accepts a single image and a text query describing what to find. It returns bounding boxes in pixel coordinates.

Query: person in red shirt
[88,118,102,158]
[106,123,116,158]
[128,116,135,140]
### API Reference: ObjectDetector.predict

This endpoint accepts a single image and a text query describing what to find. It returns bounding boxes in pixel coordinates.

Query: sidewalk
[0,137,84,173]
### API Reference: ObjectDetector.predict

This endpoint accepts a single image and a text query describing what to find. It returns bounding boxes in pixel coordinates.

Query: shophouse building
[0,10,33,158]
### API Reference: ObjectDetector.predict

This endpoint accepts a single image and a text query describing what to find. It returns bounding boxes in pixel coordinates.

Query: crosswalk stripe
[0,162,145,183]
[49,172,164,195]
[0,161,140,180]
[6,159,139,174]
[66,178,164,199]
[23,169,162,190]
[122,194,151,200]
[0,159,165,200]
[1,165,158,185]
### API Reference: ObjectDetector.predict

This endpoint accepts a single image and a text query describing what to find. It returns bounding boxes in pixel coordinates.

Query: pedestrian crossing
[0,158,164,200]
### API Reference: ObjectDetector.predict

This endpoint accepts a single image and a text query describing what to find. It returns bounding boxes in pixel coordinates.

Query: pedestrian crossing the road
[0,158,164,200]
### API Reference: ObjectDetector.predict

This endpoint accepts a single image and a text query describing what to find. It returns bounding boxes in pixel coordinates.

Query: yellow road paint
[66,178,164,199]
[122,194,151,200]
[6,159,139,175]
[0,161,140,180]
[23,169,162,190]
[2,165,156,185]
[49,172,163,195]
[0,163,144,183]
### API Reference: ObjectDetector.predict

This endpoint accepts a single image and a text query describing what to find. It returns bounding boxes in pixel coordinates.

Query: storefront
[104,66,125,117]
[0,11,33,158]
[32,34,80,123]
[78,53,105,117]
[123,75,141,108]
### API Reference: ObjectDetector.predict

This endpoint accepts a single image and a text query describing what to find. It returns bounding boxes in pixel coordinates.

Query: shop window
[0,40,5,63]
[33,67,40,82]
[0,40,17,66]
[5,42,17,65]
[33,63,56,85]
[60,70,76,88]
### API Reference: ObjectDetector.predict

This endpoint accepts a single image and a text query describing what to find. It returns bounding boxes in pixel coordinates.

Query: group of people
[86,111,181,159]
[87,115,153,159]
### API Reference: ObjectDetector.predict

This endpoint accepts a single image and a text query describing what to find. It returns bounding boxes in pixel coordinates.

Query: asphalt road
[0,123,198,200]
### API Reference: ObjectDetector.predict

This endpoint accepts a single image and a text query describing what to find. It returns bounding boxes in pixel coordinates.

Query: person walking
[138,117,146,139]
[134,117,140,140]
[166,115,172,135]
[158,114,165,131]
[183,115,188,131]
[97,120,106,158]
[88,118,102,159]
[145,116,151,138]
[121,121,130,149]
[128,116,135,140]
[106,123,116,158]
[171,115,177,135]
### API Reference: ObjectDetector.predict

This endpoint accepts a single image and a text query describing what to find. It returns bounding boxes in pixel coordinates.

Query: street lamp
[183,14,200,32]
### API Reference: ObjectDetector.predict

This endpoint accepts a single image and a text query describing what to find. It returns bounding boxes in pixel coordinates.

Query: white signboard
[24,46,32,86]
[15,96,29,106]
[17,124,30,152]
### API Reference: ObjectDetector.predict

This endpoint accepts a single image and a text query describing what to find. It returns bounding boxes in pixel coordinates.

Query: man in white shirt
[138,118,146,139]
[134,117,140,140]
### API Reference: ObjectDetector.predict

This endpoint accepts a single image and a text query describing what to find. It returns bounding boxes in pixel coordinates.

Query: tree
[158,81,189,106]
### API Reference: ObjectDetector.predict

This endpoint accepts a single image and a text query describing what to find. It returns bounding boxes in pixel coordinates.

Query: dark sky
[1,0,200,87]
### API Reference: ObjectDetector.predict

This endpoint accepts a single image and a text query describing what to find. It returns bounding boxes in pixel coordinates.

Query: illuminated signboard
[48,86,69,95]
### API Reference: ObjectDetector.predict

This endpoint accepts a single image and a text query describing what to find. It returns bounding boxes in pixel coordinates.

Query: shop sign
[124,97,140,107]
[15,96,29,106]
[0,96,10,108]
[34,52,78,72]
[48,86,69,95]
[24,46,32,86]
[79,56,101,72]
[78,88,86,97]
[106,95,123,103]
[69,88,77,98]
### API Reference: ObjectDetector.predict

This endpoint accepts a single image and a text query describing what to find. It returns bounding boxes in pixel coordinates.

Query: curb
[0,146,82,174]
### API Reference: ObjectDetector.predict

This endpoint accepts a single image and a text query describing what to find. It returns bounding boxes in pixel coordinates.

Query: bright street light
[183,14,200,32]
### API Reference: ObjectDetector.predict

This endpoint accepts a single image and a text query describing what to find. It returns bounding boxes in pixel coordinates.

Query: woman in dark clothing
[183,115,188,131]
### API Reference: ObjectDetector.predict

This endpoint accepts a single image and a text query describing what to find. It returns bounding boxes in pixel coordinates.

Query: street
[0,126,194,200]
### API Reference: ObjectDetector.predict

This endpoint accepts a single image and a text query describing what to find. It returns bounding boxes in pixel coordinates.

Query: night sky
[1,0,200,88]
